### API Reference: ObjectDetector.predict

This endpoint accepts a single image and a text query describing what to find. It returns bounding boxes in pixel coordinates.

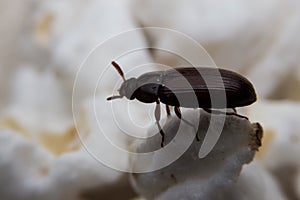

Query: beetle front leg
[155,99,165,147]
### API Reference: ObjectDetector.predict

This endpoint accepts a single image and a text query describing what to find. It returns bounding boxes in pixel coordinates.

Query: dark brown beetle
[107,61,257,147]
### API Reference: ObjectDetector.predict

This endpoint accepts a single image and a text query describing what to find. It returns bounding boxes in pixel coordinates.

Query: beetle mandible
[107,61,257,147]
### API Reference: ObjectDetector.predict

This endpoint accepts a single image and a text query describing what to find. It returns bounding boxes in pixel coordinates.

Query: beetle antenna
[111,61,126,82]
[107,95,123,101]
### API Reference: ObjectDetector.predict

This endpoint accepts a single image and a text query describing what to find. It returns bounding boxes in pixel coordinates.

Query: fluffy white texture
[131,0,283,70]
[244,100,300,199]
[76,94,168,172]
[0,66,129,199]
[34,0,153,101]
[132,0,300,100]
[76,96,132,172]
[132,0,279,42]
[223,161,287,200]
[247,100,300,169]
[0,0,37,107]
[130,110,263,199]
[0,130,121,200]
[156,162,286,200]
[1,65,72,134]
[1,1,155,198]
[247,7,300,98]
[0,0,36,66]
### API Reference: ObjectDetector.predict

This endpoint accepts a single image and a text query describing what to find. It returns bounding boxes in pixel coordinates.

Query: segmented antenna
[112,61,125,81]
[106,95,123,101]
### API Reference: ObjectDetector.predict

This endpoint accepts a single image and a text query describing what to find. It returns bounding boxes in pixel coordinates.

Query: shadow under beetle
[107,61,257,147]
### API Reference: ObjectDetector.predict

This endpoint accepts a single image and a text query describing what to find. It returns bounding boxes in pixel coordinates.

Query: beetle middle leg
[174,107,199,141]
[203,108,248,120]
[155,99,165,147]
[165,105,171,117]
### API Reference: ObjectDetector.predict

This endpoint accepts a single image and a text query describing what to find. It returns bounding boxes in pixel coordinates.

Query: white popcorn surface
[0,130,123,200]
[246,101,300,199]
[130,111,263,199]
[0,0,299,199]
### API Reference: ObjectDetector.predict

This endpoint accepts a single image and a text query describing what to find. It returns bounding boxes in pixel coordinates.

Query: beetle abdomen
[159,67,256,108]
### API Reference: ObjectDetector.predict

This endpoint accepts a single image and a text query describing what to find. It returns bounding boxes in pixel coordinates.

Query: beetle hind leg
[203,108,248,120]
[226,111,248,120]
[174,107,199,141]
[155,100,165,147]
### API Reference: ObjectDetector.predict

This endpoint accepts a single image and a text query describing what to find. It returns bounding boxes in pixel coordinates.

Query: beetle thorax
[119,78,138,100]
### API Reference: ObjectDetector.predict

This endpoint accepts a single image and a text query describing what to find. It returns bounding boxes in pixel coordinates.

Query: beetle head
[107,61,138,101]
[119,78,137,100]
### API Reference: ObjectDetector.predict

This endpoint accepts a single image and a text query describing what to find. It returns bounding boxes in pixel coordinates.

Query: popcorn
[246,100,300,199]
[0,130,122,200]
[247,101,300,168]
[130,110,263,199]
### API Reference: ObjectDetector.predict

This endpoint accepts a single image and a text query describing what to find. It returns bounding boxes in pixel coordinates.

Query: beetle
[107,61,257,147]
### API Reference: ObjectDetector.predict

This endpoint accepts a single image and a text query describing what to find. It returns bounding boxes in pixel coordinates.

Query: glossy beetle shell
[130,67,256,108]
